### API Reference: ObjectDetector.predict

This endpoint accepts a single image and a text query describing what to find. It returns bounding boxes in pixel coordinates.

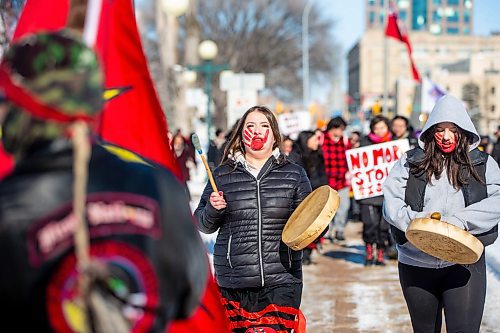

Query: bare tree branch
[189,0,339,101]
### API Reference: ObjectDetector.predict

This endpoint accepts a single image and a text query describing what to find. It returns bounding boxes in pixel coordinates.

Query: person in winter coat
[295,131,328,190]
[281,135,302,165]
[172,132,195,199]
[295,130,328,264]
[207,128,226,169]
[195,106,312,332]
[383,94,500,333]
[391,115,418,148]
[0,31,208,332]
[322,117,351,241]
[359,115,393,266]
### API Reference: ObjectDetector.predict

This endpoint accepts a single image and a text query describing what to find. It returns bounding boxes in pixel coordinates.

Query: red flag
[11,0,181,177]
[94,0,180,176]
[385,7,421,82]
[11,1,68,41]
[11,1,229,332]
[0,143,14,179]
[168,275,231,333]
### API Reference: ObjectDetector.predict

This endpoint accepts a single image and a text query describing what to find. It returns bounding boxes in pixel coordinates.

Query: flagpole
[383,0,389,116]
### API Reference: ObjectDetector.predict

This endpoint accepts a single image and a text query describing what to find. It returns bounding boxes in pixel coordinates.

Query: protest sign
[346,139,410,200]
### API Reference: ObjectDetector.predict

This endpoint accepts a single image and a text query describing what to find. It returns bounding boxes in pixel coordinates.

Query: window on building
[379,12,385,24]
[462,83,480,111]
[447,27,459,34]
[368,0,375,5]
[447,11,459,23]
[430,24,442,34]
[448,0,459,5]
[369,11,375,25]
[432,10,442,22]
[464,10,470,23]
[491,105,496,113]
[463,27,470,34]
[492,86,496,95]
[432,0,442,4]
[412,0,427,30]
[398,0,410,9]
[400,10,407,21]
[380,0,384,5]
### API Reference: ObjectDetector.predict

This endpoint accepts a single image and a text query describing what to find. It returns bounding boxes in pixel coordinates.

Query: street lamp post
[161,0,189,16]
[187,40,229,144]
[159,0,190,131]
[302,0,314,108]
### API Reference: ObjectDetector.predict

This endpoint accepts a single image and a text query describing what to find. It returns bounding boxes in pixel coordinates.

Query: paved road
[189,177,499,333]
[300,221,498,333]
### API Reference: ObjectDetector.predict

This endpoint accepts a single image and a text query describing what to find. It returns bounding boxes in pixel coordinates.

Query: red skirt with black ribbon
[220,284,304,333]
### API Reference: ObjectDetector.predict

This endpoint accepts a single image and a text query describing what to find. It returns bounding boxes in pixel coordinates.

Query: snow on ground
[483,239,500,330]
[188,161,217,264]
[486,238,500,278]
[188,162,500,331]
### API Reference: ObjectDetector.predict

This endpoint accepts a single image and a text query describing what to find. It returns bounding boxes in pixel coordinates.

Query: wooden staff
[67,0,88,32]
[191,133,218,193]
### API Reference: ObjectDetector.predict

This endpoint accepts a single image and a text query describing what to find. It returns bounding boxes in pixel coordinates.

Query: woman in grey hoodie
[383,95,500,332]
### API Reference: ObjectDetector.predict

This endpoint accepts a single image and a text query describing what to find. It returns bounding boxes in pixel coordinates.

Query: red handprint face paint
[434,122,458,153]
[242,112,274,152]
[243,127,270,151]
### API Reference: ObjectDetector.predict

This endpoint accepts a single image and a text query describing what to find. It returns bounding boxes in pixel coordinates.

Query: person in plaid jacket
[322,117,352,241]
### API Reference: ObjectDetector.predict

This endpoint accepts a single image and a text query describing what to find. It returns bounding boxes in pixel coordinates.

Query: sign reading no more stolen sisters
[346,139,410,200]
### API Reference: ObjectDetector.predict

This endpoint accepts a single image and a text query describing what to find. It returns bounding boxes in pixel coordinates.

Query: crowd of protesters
[173,111,500,270]
[166,106,500,332]
[268,113,420,266]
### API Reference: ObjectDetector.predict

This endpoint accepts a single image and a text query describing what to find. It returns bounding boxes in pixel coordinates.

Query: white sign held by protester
[227,90,258,129]
[346,139,410,200]
[277,112,311,140]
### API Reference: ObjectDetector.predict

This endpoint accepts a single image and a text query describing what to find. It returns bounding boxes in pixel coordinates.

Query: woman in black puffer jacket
[195,106,311,332]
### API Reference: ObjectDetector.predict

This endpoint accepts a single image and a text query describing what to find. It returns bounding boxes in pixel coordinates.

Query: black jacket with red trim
[194,154,312,289]
[0,141,208,332]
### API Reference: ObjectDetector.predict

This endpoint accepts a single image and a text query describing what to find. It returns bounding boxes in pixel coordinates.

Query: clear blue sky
[313,0,500,100]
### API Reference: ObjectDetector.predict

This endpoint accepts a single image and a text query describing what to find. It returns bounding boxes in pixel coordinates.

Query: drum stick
[191,134,219,193]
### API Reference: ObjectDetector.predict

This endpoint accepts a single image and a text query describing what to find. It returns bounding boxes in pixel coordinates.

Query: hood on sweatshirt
[418,94,480,151]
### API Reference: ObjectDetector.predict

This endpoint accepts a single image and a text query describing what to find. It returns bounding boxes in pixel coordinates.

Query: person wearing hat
[383,95,500,332]
[0,30,208,332]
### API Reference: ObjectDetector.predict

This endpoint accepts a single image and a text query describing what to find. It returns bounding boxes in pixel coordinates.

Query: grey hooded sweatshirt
[383,95,500,268]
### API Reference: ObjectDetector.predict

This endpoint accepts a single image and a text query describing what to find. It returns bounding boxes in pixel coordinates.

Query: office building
[366,0,473,35]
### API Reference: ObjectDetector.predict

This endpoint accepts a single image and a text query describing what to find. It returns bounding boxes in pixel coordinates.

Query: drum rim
[282,185,340,250]
[406,218,484,265]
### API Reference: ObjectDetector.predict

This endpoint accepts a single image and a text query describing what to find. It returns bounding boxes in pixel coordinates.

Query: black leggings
[398,255,486,333]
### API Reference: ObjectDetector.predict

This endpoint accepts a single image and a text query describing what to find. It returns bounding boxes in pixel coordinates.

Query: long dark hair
[413,125,483,189]
[296,130,323,170]
[221,106,281,164]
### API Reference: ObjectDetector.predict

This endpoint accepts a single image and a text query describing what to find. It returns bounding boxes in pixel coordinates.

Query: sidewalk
[300,221,412,333]
[188,173,499,332]
[300,221,498,333]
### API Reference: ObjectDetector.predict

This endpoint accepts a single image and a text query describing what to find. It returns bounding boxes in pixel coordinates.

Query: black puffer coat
[195,154,312,289]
